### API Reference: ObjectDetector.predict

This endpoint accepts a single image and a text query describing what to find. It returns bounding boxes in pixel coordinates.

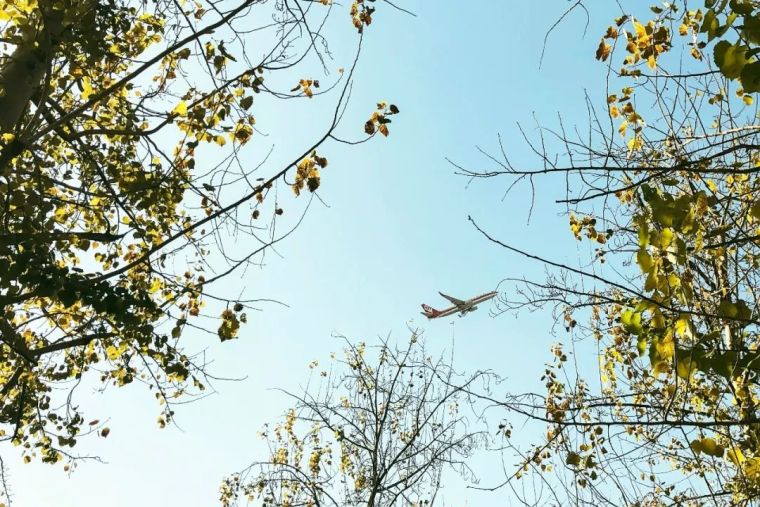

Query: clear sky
[11,2,626,505]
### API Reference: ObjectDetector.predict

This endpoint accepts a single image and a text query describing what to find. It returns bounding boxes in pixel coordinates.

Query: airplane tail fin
[421,304,440,318]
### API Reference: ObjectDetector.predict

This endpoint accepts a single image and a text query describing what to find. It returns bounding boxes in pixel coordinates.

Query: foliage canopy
[461,0,760,504]
[0,0,398,469]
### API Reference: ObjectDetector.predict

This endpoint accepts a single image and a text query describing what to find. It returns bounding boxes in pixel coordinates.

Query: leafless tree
[221,333,490,506]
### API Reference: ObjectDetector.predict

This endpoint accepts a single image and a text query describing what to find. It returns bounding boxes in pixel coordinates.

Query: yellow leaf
[627,136,643,152]
[618,120,628,137]
[82,77,94,100]
[659,228,674,248]
[633,21,647,39]
[149,278,163,293]
[674,315,691,337]
[636,249,653,272]
[647,55,656,70]
[728,447,746,465]
[105,345,120,360]
[172,101,188,116]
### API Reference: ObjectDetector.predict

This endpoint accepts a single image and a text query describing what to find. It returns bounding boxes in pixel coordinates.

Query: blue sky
[11,2,627,505]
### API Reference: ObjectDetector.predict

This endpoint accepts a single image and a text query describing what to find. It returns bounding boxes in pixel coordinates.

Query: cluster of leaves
[220,335,484,507]
[595,1,760,92]
[529,2,760,503]
[0,0,397,470]
[364,102,400,137]
[697,0,760,92]
[460,1,760,504]
[292,152,328,197]
[350,0,376,33]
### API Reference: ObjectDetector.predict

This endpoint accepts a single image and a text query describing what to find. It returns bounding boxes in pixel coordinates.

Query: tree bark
[0,6,65,134]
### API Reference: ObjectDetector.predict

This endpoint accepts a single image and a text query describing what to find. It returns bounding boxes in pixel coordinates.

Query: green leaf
[708,352,738,379]
[714,41,748,79]
[638,224,650,248]
[621,309,643,335]
[240,96,253,110]
[742,14,760,44]
[566,452,581,466]
[718,300,738,317]
[739,61,760,93]
[700,9,719,40]
[701,437,725,457]
[58,289,78,307]
[730,0,755,15]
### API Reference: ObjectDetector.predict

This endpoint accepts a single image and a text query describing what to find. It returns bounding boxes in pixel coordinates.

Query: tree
[0,0,402,469]
[220,334,487,506]
[457,1,760,504]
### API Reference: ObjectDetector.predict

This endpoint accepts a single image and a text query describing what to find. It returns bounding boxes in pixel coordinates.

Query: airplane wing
[438,292,465,306]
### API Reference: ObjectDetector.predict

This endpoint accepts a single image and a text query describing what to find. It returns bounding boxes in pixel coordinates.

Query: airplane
[420,291,497,319]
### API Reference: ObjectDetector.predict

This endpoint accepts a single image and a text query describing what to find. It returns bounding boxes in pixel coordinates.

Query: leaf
[621,309,643,334]
[718,300,738,317]
[100,427,110,438]
[691,437,724,457]
[742,13,760,44]
[172,101,188,116]
[730,0,755,15]
[700,9,719,40]
[566,452,581,466]
[633,20,647,39]
[728,447,746,466]
[240,96,253,110]
[637,337,647,356]
[739,61,760,93]
[218,309,240,341]
[659,228,674,249]
[636,249,653,272]
[595,40,612,61]
[713,41,748,79]
[676,356,697,380]
[674,316,691,337]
